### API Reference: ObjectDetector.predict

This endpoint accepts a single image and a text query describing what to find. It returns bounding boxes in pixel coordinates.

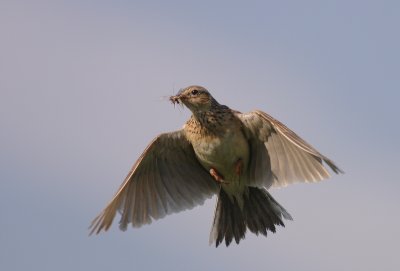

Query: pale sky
[1,1,399,270]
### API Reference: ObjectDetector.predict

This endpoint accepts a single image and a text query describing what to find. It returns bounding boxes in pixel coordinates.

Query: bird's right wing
[89,130,218,234]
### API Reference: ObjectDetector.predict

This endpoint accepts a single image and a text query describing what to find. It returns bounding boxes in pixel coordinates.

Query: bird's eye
[191,89,199,95]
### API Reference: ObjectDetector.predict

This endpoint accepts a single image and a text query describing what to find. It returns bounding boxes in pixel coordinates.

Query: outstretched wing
[90,130,218,234]
[237,110,343,188]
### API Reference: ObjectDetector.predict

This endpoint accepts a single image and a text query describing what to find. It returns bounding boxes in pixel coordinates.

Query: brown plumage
[90,85,343,247]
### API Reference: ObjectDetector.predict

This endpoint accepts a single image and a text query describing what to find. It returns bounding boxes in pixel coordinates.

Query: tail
[210,187,293,247]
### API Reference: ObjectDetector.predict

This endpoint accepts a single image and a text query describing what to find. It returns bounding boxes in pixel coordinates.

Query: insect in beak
[169,95,181,105]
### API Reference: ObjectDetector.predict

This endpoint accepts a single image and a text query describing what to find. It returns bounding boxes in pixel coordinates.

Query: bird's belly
[192,131,249,181]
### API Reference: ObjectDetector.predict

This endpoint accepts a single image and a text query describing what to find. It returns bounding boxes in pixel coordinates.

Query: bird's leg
[234,158,244,176]
[209,168,229,184]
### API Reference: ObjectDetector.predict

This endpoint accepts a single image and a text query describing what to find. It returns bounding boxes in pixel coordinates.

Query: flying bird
[90,85,342,247]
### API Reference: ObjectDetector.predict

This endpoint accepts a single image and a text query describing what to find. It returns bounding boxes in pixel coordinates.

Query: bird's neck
[190,101,231,130]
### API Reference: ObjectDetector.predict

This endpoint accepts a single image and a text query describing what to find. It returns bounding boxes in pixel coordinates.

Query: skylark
[90,85,342,247]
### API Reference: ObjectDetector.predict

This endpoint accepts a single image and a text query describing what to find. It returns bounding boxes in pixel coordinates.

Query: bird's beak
[169,89,186,105]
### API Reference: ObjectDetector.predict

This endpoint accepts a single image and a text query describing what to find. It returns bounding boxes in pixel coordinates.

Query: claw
[235,158,244,176]
[210,168,229,184]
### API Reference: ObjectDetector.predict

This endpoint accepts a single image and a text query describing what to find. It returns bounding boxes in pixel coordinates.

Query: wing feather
[89,130,218,235]
[237,110,343,188]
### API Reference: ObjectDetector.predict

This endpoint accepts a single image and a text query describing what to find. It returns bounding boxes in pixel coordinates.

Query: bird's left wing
[237,110,343,189]
[89,130,218,235]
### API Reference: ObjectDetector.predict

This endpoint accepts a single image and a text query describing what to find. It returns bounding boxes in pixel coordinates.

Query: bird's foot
[234,158,244,176]
[210,168,229,184]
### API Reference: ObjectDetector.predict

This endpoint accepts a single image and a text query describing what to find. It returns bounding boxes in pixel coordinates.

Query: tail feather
[210,187,292,247]
[212,188,246,246]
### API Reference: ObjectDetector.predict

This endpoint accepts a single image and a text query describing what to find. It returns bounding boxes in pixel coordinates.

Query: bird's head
[170,85,217,113]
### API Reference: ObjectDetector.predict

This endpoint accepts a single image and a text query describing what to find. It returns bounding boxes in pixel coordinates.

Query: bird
[89,85,343,247]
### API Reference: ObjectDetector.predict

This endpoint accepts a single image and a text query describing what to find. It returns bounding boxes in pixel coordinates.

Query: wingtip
[88,211,109,236]
[88,215,101,236]
[323,158,344,175]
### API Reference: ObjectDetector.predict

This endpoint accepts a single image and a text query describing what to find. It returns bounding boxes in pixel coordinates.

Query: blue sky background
[1,1,399,270]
